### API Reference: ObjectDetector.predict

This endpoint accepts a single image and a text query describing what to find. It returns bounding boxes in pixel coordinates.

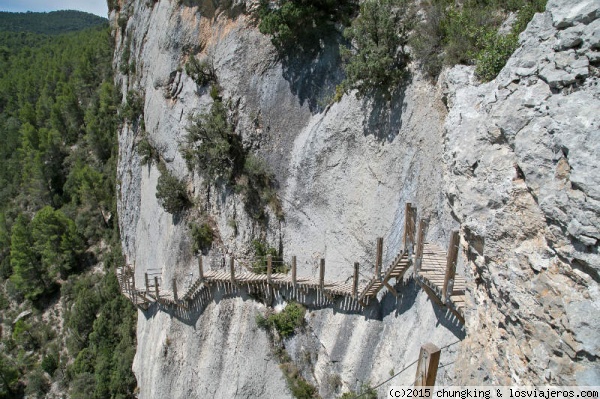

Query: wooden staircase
[116,203,468,324]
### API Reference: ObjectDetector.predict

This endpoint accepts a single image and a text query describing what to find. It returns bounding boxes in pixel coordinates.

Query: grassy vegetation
[257,0,545,92]
[339,383,377,398]
[256,302,305,338]
[0,15,136,399]
[410,0,547,81]
[190,222,214,254]
[256,303,317,398]
[182,96,283,223]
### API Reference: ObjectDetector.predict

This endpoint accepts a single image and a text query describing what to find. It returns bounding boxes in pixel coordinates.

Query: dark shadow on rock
[279,31,346,114]
[380,277,420,318]
[431,303,466,340]
[140,274,464,342]
[361,81,410,143]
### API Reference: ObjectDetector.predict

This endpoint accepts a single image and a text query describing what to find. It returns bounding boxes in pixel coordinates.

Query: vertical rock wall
[443,0,600,385]
[114,0,599,396]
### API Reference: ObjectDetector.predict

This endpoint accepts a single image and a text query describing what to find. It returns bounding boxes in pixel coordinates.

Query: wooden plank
[267,255,272,284]
[375,238,383,279]
[353,262,359,299]
[403,203,416,254]
[442,231,460,303]
[292,256,297,287]
[154,276,159,299]
[230,257,236,284]
[414,343,441,390]
[319,259,325,291]
[414,218,429,277]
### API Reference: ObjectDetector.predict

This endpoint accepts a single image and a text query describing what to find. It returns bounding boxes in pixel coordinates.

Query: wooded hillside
[0,13,136,399]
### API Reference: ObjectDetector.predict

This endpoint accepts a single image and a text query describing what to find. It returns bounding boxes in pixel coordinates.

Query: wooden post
[291,256,297,287]
[353,262,359,299]
[230,257,236,284]
[414,218,429,278]
[375,237,383,279]
[172,279,178,302]
[145,272,150,294]
[154,276,159,299]
[319,259,325,291]
[442,231,460,303]
[198,256,204,282]
[267,255,272,284]
[414,343,441,389]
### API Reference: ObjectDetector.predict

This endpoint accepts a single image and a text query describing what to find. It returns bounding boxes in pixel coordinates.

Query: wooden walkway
[416,243,466,323]
[116,204,467,323]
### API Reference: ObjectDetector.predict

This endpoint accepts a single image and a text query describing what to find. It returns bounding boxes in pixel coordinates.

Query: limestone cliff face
[113,0,599,396]
[443,0,600,384]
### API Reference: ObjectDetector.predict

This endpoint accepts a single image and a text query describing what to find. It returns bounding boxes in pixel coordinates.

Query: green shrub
[190,222,213,254]
[0,352,20,397]
[238,154,283,222]
[258,0,357,54]
[41,351,59,376]
[340,0,413,97]
[119,38,131,75]
[185,56,216,86]
[411,0,547,81]
[182,99,283,223]
[409,1,447,80]
[340,383,377,399]
[121,90,144,122]
[24,368,49,399]
[155,163,190,214]
[475,31,518,81]
[251,239,288,274]
[137,133,159,165]
[475,0,546,81]
[117,15,128,34]
[255,312,269,329]
[183,100,243,181]
[256,302,305,338]
[286,370,318,399]
[210,84,222,101]
[13,319,36,349]
[107,0,120,12]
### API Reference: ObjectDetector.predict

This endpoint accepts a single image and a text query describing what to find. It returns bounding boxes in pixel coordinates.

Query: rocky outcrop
[114,0,599,395]
[443,0,600,385]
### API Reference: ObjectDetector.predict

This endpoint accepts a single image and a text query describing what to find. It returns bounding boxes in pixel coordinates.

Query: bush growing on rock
[182,100,283,223]
[136,133,159,166]
[258,0,357,54]
[183,99,243,182]
[340,0,414,97]
[256,302,305,338]
[185,56,216,86]
[155,163,190,214]
[251,239,287,274]
[190,222,213,254]
[410,0,547,81]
